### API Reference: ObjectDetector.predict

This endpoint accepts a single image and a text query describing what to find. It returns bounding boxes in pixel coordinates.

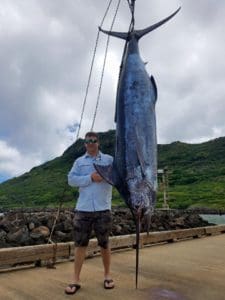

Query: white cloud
[0,140,41,177]
[0,0,225,181]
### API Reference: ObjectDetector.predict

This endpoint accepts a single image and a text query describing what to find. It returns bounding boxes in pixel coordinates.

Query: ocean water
[200,214,225,225]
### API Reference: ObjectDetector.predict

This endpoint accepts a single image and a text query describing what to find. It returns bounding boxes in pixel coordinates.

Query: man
[65,132,115,295]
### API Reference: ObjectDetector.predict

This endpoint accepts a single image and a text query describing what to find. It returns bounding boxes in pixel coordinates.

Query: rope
[76,0,114,140]
[126,0,132,14]
[129,0,135,31]
[44,0,134,270]
[91,0,134,128]
[45,0,118,269]
[45,186,66,268]
[116,0,136,91]
[90,0,122,131]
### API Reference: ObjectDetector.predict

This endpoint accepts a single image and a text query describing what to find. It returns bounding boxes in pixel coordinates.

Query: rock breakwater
[0,208,213,248]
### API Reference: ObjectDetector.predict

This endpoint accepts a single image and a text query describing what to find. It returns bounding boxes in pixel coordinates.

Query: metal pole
[162,167,169,209]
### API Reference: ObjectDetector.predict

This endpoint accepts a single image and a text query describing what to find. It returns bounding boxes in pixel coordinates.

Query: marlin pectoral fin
[94,164,114,185]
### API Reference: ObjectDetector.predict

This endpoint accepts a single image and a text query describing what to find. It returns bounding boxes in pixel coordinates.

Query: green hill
[0,130,225,210]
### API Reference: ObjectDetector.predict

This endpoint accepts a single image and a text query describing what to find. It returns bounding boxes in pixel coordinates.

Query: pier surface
[0,234,225,300]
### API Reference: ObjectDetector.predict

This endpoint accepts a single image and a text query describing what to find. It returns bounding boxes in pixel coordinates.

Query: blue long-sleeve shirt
[68,151,113,212]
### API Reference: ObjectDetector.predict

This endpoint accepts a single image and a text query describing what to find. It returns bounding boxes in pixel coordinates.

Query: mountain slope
[0,130,224,209]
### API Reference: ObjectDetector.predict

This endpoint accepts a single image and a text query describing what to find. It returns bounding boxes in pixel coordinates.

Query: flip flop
[104,279,115,289]
[65,283,81,295]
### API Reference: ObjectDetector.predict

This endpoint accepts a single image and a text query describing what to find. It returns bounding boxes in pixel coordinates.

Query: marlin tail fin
[99,27,129,40]
[99,7,181,41]
[135,7,181,39]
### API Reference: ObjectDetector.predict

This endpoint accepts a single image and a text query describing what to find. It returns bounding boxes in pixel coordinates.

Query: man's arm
[68,160,104,187]
[68,160,92,187]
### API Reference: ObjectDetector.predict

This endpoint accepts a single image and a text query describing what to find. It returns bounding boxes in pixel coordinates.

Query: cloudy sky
[0,0,225,182]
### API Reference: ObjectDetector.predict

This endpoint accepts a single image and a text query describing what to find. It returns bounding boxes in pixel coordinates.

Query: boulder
[0,229,7,239]
[31,226,50,237]
[6,227,29,246]
[28,222,35,230]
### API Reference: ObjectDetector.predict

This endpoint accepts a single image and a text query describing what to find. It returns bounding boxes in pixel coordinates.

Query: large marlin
[95,6,180,288]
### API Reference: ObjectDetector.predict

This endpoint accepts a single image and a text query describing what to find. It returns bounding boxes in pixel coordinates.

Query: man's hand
[91,172,103,182]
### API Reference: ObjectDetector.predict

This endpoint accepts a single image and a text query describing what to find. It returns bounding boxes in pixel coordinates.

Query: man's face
[84,135,99,153]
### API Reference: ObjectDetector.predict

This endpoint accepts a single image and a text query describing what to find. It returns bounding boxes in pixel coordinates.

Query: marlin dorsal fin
[150,75,158,101]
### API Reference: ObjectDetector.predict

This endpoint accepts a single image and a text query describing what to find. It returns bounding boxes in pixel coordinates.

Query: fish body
[96,7,180,217]
[94,7,180,288]
[114,34,157,216]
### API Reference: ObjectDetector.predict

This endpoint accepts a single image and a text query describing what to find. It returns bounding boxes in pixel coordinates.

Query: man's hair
[85,131,99,141]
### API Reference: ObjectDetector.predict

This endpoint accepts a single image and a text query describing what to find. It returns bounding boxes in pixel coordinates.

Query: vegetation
[0,130,225,210]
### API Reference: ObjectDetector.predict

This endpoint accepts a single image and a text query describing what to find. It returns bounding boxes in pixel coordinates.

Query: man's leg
[65,211,92,294]
[74,246,87,282]
[95,211,114,289]
[100,246,114,288]
[65,246,87,293]
[101,245,111,278]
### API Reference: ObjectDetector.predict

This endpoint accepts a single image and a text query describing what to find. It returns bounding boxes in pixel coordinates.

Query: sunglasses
[85,139,98,144]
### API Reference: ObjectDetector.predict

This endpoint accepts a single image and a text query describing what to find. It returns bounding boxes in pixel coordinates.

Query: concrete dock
[0,234,225,300]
